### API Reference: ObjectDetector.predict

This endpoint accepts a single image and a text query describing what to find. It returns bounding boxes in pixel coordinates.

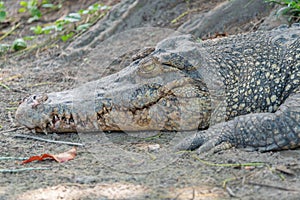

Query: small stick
[225,186,237,197]
[0,167,49,173]
[247,181,300,192]
[0,23,20,41]
[13,134,84,147]
[0,157,28,161]
[0,127,27,135]
[0,82,10,90]
[191,154,265,167]
[11,87,29,94]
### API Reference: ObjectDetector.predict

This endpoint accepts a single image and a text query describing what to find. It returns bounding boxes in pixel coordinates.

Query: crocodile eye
[137,57,162,78]
[142,64,156,72]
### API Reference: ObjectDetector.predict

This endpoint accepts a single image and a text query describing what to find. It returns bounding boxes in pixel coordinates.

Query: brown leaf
[22,147,76,164]
[53,147,77,163]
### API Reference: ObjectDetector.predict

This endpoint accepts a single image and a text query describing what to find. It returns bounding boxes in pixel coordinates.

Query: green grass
[0,1,6,21]
[265,0,300,22]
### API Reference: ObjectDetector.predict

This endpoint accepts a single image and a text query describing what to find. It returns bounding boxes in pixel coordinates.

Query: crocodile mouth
[16,76,211,133]
[48,112,76,133]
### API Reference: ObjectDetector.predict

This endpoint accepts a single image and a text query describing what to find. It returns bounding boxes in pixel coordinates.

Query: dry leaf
[22,147,76,164]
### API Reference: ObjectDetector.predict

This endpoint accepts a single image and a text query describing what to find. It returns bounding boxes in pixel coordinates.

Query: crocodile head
[16,51,212,133]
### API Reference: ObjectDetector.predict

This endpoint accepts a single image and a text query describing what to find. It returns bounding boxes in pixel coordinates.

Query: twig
[225,186,237,197]
[171,8,199,24]
[0,81,10,90]
[0,157,28,161]
[13,134,84,147]
[11,87,29,94]
[191,154,265,167]
[0,167,49,173]
[0,23,20,41]
[0,127,27,135]
[222,177,238,188]
[26,81,53,88]
[5,107,18,111]
[247,181,300,192]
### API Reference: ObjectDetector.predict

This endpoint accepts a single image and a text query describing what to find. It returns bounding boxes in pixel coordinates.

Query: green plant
[61,32,74,42]
[0,43,10,54]
[12,38,27,51]
[30,12,81,35]
[18,0,59,23]
[40,0,57,9]
[0,1,6,22]
[30,3,110,41]
[30,24,55,34]
[78,3,110,15]
[19,0,42,23]
[23,36,36,40]
[266,0,300,22]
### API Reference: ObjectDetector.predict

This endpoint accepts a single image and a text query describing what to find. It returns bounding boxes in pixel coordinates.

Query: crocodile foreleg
[176,88,300,153]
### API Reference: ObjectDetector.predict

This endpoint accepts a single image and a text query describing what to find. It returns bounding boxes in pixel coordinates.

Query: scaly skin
[16,55,211,133]
[16,24,300,152]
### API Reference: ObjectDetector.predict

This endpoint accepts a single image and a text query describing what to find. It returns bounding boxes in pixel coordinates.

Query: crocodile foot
[175,130,234,154]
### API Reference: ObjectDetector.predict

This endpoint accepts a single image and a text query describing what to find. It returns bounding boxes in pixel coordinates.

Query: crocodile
[16,24,300,153]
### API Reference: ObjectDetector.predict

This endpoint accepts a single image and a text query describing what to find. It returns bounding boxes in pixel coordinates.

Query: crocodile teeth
[41,128,48,135]
[54,120,61,130]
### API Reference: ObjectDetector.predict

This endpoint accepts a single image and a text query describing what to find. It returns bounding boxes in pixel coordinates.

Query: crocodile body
[16,24,300,153]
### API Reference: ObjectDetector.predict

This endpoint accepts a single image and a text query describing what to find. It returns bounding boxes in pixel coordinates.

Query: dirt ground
[1,0,300,199]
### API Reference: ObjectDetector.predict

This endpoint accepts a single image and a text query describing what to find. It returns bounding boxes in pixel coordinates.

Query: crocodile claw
[175,131,233,154]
